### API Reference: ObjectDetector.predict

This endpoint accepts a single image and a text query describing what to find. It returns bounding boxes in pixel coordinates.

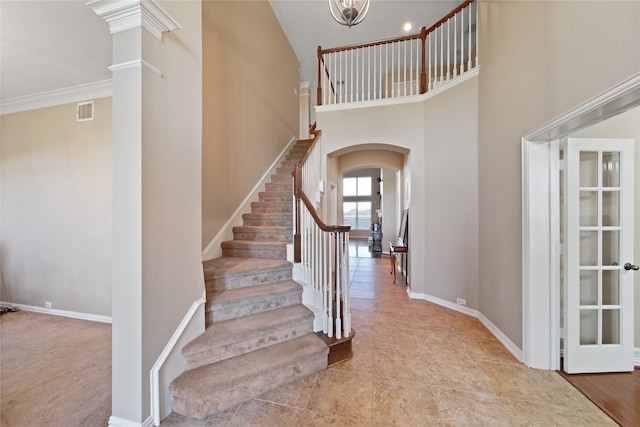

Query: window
[343,176,372,230]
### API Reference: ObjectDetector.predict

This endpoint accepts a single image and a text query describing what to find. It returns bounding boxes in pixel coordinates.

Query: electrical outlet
[456,298,466,306]
[45,301,52,309]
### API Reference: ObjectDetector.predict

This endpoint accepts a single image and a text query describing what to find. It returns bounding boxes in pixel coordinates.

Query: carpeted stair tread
[182,305,314,369]
[221,240,288,259]
[208,280,300,306]
[242,212,293,227]
[170,334,328,419]
[250,201,292,213]
[232,226,292,242]
[203,257,291,281]
[232,225,291,233]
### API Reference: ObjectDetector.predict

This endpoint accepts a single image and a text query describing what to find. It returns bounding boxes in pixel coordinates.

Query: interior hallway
[163,256,614,426]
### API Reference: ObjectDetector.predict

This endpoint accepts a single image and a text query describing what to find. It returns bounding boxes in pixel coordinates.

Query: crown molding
[86,0,180,41]
[0,79,112,116]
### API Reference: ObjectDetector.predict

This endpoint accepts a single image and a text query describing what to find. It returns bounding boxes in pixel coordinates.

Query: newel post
[293,164,302,263]
[419,26,427,94]
[317,46,323,106]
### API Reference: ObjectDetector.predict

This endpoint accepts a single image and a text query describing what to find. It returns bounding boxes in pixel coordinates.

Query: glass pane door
[564,138,634,374]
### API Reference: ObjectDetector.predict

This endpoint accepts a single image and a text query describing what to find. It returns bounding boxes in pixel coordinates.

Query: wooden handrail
[317,0,474,56]
[292,127,350,262]
[294,167,350,234]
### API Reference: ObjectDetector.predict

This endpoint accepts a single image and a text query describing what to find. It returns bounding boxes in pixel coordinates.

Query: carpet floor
[0,310,111,427]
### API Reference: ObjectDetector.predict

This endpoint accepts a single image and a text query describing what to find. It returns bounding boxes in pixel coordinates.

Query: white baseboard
[150,295,206,426]
[202,136,297,261]
[0,301,111,323]
[477,312,523,363]
[635,348,640,366]
[108,415,153,427]
[405,289,523,363]
[405,289,479,318]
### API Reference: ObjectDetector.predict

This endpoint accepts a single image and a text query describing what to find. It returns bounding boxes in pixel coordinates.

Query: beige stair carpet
[169,139,328,420]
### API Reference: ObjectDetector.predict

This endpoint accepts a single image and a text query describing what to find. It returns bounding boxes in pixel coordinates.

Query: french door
[563,138,636,374]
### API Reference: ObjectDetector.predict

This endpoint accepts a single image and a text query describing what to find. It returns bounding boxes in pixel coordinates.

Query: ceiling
[0,0,460,102]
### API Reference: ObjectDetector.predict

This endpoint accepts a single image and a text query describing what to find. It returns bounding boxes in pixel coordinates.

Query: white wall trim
[406,289,523,363]
[150,296,206,426]
[635,348,640,366]
[524,72,640,142]
[109,59,163,78]
[316,67,479,113]
[87,0,181,41]
[0,301,112,323]
[108,415,153,427]
[202,136,298,261]
[0,79,112,116]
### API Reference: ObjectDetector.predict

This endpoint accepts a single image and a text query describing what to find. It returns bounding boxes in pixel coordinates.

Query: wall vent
[77,101,94,122]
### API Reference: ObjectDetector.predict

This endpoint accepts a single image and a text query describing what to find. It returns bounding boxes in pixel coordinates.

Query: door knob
[624,263,639,271]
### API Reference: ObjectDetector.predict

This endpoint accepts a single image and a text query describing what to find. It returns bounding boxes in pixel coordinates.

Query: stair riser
[270,174,293,183]
[205,268,292,292]
[186,317,314,370]
[221,247,286,260]
[232,231,292,242]
[206,292,302,323]
[171,354,327,419]
[242,218,293,227]
[276,167,297,176]
[258,194,292,203]
[265,183,292,192]
[250,204,292,214]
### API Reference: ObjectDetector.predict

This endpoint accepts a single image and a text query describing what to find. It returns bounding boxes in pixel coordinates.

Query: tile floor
[162,257,614,426]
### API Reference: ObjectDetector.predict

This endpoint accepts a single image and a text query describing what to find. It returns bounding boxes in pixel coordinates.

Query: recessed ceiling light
[403,22,412,32]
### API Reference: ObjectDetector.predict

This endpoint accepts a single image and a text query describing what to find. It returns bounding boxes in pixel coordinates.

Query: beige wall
[202,0,299,248]
[317,75,479,307]
[1,98,112,316]
[477,1,640,348]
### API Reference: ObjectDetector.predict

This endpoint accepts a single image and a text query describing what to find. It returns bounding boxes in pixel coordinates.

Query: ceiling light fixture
[403,22,412,32]
[329,0,370,28]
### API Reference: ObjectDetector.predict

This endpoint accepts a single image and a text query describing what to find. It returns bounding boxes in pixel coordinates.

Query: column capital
[86,0,180,41]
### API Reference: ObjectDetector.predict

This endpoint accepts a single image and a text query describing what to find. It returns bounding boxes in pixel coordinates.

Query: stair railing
[293,129,351,339]
[317,0,478,106]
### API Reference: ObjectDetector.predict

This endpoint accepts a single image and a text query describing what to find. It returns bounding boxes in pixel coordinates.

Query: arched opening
[326,145,408,259]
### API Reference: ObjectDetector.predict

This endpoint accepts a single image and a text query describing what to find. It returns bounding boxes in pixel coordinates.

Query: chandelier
[329,0,370,28]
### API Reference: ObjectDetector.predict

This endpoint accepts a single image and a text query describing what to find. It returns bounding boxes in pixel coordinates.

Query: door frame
[522,72,640,370]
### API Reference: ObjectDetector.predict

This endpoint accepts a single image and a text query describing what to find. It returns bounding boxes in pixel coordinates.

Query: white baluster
[453,13,457,78]
[403,40,407,96]
[367,47,371,100]
[475,2,478,68]
[428,33,432,91]
[446,20,450,81]
[344,233,350,337]
[468,4,472,71]
[335,233,342,339]
[439,25,443,85]
[349,50,353,102]
[460,8,465,74]
[385,44,388,98]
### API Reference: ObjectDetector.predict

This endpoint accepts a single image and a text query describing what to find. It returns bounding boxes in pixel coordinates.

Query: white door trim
[522,72,640,370]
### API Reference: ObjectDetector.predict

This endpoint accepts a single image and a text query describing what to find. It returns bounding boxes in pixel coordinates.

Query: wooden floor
[559,367,640,426]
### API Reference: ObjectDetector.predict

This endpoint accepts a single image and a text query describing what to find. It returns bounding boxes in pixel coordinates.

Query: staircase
[169,140,328,419]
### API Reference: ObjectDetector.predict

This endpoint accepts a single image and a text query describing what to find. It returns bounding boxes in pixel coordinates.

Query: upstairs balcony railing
[317,0,478,106]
